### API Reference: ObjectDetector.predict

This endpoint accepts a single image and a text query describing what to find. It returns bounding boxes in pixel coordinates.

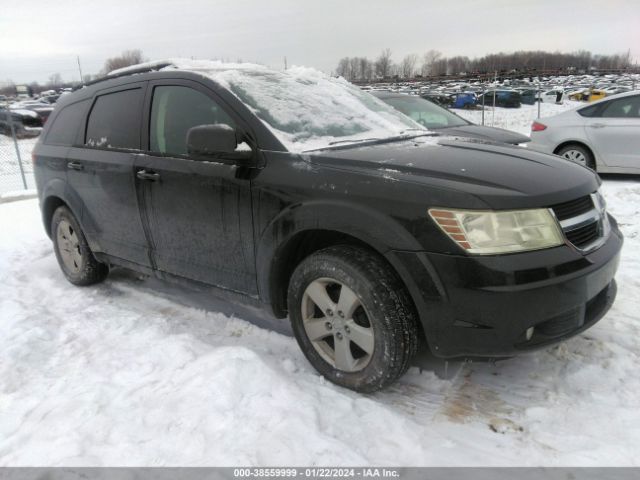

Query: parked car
[34,60,621,392]
[451,92,477,109]
[603,86,631,96]
[38,94,61,105]
[373,91,530,144]
[529,91,640,173]
[569,88,606,102]
[0,105,43,137]
[11,100,54,124]
[477,89,522,108]
[539,89,564,104]
[420,92,453,107]
[517,89,538,105]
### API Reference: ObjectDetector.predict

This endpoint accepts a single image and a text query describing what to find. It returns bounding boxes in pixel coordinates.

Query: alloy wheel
[56,219,82,273]
[562,149,587,166]
[301,277,375,372]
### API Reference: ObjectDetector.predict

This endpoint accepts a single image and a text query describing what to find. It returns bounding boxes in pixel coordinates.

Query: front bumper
[387,218,623,358]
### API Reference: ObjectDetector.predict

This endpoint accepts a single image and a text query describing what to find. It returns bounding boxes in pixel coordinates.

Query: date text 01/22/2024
[233,468,401,478]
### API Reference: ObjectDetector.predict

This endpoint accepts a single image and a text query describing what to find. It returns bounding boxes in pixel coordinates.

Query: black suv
[34,60,622,392]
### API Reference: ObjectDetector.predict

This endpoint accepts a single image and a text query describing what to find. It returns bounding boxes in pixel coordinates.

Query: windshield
[168,60,424,152]
[381,95,469,129]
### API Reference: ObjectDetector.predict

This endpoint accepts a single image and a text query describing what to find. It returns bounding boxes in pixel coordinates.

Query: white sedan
[529,91,640,173]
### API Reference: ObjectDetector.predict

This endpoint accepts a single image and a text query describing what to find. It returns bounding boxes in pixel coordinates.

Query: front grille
[550,193,605,251]
[551,196,594,221]
[565,221,600,248]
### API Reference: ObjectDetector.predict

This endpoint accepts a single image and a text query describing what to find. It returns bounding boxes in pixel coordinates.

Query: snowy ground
[1,107,639,466]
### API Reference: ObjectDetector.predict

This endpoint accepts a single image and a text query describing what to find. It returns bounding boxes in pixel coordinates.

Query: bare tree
[349,57,361,81]
[400,54,418,79]
[359,57,373,81]
[103,49,146,74]
[420,50,442,76]
[48,73,63,87]
[336,49,632,81]
[431,58,448,76]
[0,79,16,96]
[335,57,350,78]
[374,48,393,78]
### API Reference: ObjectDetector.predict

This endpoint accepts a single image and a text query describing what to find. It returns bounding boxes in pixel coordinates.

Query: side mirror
[186,124,253,164]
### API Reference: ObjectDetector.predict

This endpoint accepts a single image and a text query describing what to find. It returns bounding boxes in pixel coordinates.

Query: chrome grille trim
[550,192,609,253]
[559,209,601,231]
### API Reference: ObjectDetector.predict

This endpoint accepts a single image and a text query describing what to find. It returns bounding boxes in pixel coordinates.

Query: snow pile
[0,178,639,466]
[152,59,424,152]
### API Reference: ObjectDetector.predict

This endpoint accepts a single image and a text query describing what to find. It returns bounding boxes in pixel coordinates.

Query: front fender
[255,198,427,303]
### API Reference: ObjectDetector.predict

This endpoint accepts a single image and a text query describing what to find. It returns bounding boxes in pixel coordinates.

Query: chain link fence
[0,111,38,195]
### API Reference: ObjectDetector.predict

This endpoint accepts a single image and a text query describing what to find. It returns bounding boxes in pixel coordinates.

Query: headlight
[429,208,564,254]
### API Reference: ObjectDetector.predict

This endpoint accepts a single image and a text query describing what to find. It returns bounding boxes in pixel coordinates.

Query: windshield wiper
[305,131,438,153]
[329,130,433,146]
[399,128,437,136]
[328,137,381,146]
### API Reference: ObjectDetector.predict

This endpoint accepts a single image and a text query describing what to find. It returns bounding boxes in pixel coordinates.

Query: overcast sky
[1,0,639,84]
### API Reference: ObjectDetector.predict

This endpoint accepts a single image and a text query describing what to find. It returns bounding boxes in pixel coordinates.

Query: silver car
[529,91,640,173]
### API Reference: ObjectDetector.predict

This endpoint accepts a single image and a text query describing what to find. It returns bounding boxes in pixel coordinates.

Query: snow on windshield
[156,59,425,152]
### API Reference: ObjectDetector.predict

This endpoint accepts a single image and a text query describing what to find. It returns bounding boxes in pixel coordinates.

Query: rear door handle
[136,169,160,181]
[591,123,606,128]
[67,161,84,171]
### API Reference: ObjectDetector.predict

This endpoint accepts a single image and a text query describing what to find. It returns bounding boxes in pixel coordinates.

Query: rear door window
[85,88,144,149]
[600,96,640,118]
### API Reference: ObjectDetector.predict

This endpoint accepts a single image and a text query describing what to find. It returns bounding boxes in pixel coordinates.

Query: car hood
[306,136,599,209]
[438,124,530,144]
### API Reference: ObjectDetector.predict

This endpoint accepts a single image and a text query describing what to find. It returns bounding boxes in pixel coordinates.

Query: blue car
[451,92,477,109]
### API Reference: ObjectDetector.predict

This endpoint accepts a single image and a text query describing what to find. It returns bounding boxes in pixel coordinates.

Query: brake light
[531,121,547,132]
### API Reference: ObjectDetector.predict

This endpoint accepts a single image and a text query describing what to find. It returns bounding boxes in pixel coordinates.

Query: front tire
[557,144,596,170]
[288,245,418,392]
[51,206,108,285]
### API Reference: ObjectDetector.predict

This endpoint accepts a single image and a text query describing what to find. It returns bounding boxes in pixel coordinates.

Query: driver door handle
[591,123,606,129]
[67,161,84,171]
[136,169,160,181]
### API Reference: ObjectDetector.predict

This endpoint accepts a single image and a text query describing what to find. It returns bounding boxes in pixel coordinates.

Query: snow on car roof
[111,58,426,153]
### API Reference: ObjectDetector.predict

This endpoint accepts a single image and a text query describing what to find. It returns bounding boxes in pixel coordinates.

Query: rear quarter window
[44,99,91,146]
[85,88,143,149]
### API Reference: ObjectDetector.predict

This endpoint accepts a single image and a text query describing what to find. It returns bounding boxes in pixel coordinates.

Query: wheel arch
[39,177,91,238]
[256,201,432,339]
[553,140,598,168]
[42,195,67,238]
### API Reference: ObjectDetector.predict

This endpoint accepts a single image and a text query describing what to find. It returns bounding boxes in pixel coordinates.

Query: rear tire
[51,206,108,286]
[287,245,418,392]
[556,144,596,171]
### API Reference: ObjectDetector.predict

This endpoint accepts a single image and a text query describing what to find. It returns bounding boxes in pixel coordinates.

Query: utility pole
[492,71,497,126]
[284,56,287,70]
[77,56,84,84]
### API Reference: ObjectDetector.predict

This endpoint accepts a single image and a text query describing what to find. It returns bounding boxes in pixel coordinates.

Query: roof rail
[73,61,175,91]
